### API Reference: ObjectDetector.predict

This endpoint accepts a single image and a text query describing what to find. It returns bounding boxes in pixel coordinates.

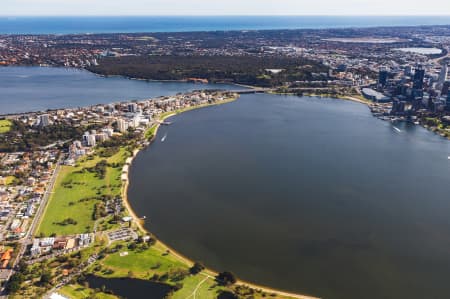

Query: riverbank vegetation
[88,55,328,88]
[422,116,450,138]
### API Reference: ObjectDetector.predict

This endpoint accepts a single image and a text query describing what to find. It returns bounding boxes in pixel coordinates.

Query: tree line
[88,55,328,88]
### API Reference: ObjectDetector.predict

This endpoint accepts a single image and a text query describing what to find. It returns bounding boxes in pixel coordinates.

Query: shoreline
[121,96,321,299]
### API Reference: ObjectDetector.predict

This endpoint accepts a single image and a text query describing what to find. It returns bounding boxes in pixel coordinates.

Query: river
[0,66,238,114]
[128,93,450,299]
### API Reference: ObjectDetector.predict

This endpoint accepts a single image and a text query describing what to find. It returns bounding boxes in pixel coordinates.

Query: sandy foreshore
[342,95,372,105]
[300,93,372,106]
[120,96,321,299]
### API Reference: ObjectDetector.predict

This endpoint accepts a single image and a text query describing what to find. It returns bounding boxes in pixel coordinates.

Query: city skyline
[2,0,450,16]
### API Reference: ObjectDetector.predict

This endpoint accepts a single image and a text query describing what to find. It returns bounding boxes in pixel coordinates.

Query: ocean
[1,16,450,34]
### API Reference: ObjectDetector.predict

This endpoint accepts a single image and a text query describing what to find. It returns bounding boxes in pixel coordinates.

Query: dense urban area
[1,24,450,299]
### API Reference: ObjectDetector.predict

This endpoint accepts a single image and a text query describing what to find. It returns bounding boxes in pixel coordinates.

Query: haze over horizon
[2,0,450,16]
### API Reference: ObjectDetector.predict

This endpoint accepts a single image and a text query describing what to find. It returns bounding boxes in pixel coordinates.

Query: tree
[6,273,25,293]
[190,261,205,275]
[217,290,239,299]
[40,271,52,285]
[216,271,237,285]
[17,260,28,274]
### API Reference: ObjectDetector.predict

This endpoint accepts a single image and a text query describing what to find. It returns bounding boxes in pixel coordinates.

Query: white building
[103,127,114,137]
[437,64,448,89]
[117,118,128,133]
[87,134,96,147]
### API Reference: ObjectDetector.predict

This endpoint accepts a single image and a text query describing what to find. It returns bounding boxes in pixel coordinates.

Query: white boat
[393,126,401,133]
[161,134,167,142]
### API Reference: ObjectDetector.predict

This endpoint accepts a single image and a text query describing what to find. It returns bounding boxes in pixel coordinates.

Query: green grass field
[172,274,222,299]
[96,242,188,278]
[59,284,118,299]
[37,148,129,236]
[0,119,12,134]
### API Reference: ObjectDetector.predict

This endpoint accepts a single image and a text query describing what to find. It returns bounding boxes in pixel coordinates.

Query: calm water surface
[128,94,450,299]
[0,66,238,114]
[86,275,172,299]
[1,16,450,34]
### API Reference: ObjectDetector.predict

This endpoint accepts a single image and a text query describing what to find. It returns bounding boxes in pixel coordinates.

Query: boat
[161,134,167,142]
[393,126,401,133]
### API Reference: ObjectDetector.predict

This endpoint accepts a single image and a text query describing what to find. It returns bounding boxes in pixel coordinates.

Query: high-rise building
[95,133,108,143]
[447,91,450,110]
[82,132,90,144]
[103,127,114,137]
[442,81,450,96]
[82,132,96,146]
[378,69,388,86]
[413,65,425,90]
[39,114,50,127]
[438,64,448,87]
[405,65,413,76]
[87,134,96,147]
[117,119,128,133]
[128,103,138,113]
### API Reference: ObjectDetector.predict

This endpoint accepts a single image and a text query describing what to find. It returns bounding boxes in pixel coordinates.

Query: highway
[431,47,450,64]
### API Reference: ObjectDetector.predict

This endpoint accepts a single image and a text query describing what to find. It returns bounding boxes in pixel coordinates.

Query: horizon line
[2,14,450,17]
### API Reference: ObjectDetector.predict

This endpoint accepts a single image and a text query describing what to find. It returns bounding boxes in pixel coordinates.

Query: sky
[1,0,450,16]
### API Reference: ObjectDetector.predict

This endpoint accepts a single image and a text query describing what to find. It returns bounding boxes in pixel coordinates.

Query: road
[431,48,450,64]
[26,157,62,241]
